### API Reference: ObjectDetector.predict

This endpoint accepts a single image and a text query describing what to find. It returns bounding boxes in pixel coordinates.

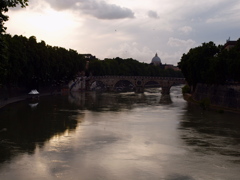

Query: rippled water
[0,86,240,180]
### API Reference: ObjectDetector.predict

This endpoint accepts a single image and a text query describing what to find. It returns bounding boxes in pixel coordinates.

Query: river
[0,86,240,180]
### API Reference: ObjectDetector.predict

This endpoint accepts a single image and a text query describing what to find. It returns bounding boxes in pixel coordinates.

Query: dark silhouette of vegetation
[178,39,240,90]
[182,85,191,94]
[88,57,183,77]
[1,34,86,90]
[0,0,28,34]
[0,0,28,85]
[0,1,182,93]
[0,34,182,93]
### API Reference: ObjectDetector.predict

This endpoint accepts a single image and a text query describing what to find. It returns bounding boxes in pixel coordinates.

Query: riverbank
[0,84,67,109]
[183,93,240,114]
[0,95,28,109]
[0,91,62,109]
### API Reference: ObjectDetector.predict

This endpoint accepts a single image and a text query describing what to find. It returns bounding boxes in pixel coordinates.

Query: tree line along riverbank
[0,34,183,103]
[179,39,240,113]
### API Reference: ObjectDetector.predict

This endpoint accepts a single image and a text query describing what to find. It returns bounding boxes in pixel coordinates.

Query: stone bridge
[86,76,185,94]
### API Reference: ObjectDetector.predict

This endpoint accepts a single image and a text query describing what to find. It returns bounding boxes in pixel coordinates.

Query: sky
[5,0,240,65]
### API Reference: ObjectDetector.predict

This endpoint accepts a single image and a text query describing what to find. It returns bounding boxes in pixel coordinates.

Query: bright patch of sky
[6,0,240,65]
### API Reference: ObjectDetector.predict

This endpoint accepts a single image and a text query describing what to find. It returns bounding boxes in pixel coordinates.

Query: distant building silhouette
[164,64,180,71]
[223,38,237,50]
[150,53,180,71]
[151,53,162,66]
[81,54,96,60]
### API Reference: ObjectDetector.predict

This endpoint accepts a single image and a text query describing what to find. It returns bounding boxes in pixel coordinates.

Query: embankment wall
[193,83,240,110]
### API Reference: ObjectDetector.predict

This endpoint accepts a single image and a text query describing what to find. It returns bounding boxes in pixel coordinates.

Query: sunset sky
[6,0,240,65]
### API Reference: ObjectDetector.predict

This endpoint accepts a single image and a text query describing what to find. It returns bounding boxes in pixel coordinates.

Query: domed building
[151,53,162,66]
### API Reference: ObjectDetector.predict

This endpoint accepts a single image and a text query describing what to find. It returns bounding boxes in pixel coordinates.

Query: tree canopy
[2,34,86,90]
[178,39,240,89]
[0,0,28,85]
[1,34,183,91]
[0,0,28,33]
[88,57,183,77]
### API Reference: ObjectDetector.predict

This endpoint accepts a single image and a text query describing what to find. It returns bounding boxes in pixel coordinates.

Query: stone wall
[68,77,86,91]
[193,83,240,110]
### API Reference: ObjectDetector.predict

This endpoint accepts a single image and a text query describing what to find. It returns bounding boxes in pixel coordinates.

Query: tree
[2,34,86,90]
[178,39,240,88]
[0,0,28,33]
[225,39,240,82]
[0,0,28,84]
[178,42,219,88]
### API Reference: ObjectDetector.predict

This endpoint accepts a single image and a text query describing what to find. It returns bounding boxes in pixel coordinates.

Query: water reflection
[159,95,173,105]
[69,91,146,111]
[165,174,195,180]
[0,95,83,163]
[0,88,172,164]
[179,104,240,158]
[28,102,39,109]
[1,86,240,180]
[69,88,173,111]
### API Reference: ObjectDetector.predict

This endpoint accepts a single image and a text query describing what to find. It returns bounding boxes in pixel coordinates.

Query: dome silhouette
[151,53,162,66]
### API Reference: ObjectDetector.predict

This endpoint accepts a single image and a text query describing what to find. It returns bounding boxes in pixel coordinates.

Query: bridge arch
[89,80,106,91]
[114,80,134,92]
[86,76,185,94]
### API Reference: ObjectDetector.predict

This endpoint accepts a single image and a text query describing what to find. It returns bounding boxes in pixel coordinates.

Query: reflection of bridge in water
[68,91,174,110]
[87,76,185,94]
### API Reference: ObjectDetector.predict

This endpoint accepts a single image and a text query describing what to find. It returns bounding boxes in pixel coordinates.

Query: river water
[0,86,240,180]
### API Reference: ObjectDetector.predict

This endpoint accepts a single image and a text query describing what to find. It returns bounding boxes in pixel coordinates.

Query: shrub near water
[182,85,191,94]
[199,98,211,110]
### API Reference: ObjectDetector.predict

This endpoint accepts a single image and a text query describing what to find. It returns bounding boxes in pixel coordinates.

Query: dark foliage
[88,57,183,77]
[1,34,86,89]
[178,40,240,89]
[0,34,183,91]
[0,0,28,86]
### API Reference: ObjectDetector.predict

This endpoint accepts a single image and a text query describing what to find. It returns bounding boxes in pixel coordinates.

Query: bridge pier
[135,86,144,93]
[161,86,171,94]
[107,85,115,92]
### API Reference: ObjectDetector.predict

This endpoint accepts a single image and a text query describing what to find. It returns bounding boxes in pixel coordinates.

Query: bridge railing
[86,76,185,81]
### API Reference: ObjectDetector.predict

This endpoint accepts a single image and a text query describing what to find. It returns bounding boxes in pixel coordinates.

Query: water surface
[0,86,240,180]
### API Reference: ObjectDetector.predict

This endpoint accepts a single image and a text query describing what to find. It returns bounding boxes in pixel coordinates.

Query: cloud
[105,42,154,63]
[103,41,183,65]
[147,10,159,19]
[79,1,135,19]
[206,17,227,23]
[160,51,185,65]
[178,26,192,34]
[167,37,195,48]
[182,0,240,24]
[7,0,240,66]
[46,0,135,19]
[45,0,77,10]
